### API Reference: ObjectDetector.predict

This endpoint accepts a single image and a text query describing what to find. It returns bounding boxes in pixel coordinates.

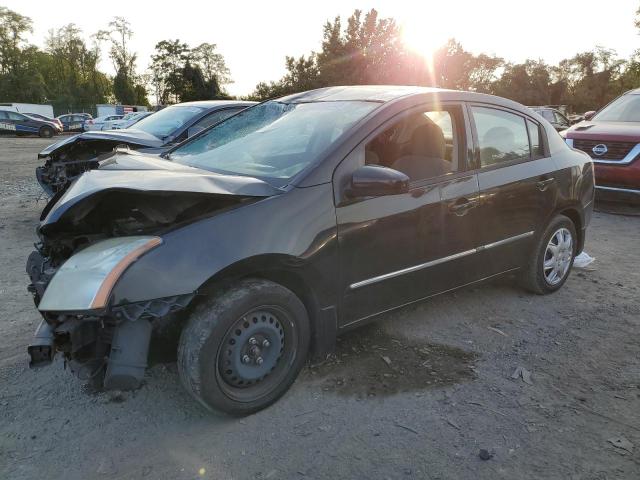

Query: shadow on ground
[303,325,477,398]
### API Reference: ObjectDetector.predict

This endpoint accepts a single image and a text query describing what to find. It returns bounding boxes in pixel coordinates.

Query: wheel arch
[196,254,337,360]
[557,206,584,253]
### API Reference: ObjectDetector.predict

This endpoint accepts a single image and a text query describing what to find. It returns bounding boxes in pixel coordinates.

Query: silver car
[108,111,153,130]
[83,114,124,131]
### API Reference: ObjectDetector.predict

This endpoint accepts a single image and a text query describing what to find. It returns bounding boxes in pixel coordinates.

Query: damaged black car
[27,86,594,415]
[36,100,255,195]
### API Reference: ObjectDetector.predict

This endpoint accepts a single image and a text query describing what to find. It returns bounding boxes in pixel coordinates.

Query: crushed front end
[25,155,271,390]
[26,233,194,389]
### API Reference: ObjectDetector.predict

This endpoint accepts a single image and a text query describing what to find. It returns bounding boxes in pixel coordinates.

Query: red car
[562,89,640,201]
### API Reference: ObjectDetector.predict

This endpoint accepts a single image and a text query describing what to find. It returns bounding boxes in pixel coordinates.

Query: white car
[83,115,124,131]
[108,111,153,130]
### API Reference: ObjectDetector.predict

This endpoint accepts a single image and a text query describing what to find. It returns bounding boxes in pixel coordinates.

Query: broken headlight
[38,236,162,312]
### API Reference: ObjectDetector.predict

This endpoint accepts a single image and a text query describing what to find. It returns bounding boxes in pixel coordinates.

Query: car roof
[279,85,442,103]
[173,100,257,109]
[277,85,528,111]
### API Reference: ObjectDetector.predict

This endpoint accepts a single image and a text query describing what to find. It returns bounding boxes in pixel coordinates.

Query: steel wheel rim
[215,306,297,402]
[543,227,573,285]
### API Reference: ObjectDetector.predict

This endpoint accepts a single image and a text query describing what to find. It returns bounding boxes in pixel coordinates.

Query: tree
[150,39,190,104]
[43,24,111,110]
[95,17,147,105]
[149,40,231,103]
[191,42,231,85]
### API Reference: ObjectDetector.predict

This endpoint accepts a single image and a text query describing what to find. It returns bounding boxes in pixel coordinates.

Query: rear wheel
[520,214,577,294]
[177,278,310,415]
[39,126,54,138]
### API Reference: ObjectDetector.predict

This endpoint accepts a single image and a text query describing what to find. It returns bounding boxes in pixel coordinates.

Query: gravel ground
[1,136,639,480]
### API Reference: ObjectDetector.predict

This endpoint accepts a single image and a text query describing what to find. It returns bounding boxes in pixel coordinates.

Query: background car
[562,88,640,202]
[28,86,594,415]
[37,100,256,194]
[83,114,124,131]
[24,113,63,132]
[528,106,574,132]
[56,113,92,132]
[105,111,153,130]
[0,110,59,137]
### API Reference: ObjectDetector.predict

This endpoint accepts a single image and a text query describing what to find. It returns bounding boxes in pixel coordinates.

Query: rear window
[472,107,530,167]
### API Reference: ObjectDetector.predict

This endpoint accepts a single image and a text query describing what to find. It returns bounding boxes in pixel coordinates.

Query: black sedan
[0,110,60,137]
[37,100,255,194]
[27,86,594,415]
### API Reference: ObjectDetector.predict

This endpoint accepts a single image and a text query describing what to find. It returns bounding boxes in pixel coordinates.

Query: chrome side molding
[349,231,534,290]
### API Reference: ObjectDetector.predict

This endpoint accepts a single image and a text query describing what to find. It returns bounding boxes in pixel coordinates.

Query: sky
[3,0,639,97]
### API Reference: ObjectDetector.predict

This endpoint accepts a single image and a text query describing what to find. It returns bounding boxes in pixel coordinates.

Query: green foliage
[250,8,640,112]
[1,5,639,113]
[150,40,231,104]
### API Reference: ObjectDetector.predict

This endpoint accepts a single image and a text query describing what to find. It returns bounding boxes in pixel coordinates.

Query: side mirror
[584,111,596,121]
[348,165,410,198]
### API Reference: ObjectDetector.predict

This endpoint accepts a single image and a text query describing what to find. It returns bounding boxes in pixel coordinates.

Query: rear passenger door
[469,105,557,274]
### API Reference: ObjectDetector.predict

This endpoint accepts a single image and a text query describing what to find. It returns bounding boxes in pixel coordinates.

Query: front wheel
[520,214,577,294]
[39,126,54,138]
[177,278,310,415]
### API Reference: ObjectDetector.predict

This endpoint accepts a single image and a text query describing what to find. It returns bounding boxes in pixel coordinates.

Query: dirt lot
[1,136,639,479]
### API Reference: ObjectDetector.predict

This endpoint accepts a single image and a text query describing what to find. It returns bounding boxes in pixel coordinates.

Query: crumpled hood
[564,121,640,142]
[41,150,282,227]
[38,129,164,157]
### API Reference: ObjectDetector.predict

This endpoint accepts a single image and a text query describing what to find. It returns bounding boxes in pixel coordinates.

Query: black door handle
[536,177,555,191]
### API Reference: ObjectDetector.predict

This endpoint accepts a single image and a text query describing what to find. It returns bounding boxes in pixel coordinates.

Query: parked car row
[26,86,595,415]
[0,109,154,137]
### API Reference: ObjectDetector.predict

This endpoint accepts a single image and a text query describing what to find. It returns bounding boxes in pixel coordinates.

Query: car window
[0,111,8,120]
[169,100,379,186]
[72,115,86,122]
[7,111,26,121]
[527,119,545,159]
[365,107,459,182]
[191,108,243,133]
[541,110,555,122]
[134,105,206,139]
[553,111,568,126]
[472,107,530,167]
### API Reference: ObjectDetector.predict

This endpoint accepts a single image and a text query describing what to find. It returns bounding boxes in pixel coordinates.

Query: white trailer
[0,103,54,117]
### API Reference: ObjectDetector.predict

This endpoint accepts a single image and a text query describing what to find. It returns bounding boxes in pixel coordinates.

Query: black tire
[39,126,54,138]
[520,214,577,294]
[178,278,310,415]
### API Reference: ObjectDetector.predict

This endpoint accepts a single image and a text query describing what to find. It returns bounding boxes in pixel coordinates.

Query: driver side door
[334,103,481,326]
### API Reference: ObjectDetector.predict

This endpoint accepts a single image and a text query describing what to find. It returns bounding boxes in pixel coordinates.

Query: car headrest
[482,126,514,153]
[409,123,445,159]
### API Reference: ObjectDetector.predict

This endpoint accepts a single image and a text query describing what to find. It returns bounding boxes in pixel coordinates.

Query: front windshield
[594,94,640,122]
[133,105,205,138]
[169,100,379,185]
